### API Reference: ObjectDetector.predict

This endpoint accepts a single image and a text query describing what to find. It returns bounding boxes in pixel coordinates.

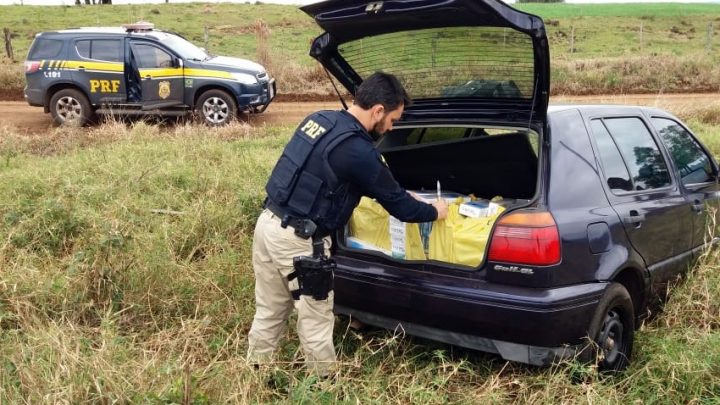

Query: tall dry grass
[254,19,271,71]
[0,57,24,98]
[0,110,719,403]
[552,53,720,95]
[253,20,342,98]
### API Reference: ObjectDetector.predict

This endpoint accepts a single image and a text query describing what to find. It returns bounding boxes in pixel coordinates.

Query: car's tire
[584,282,635,373]
[49,88,93,126]
[195,89,237,126]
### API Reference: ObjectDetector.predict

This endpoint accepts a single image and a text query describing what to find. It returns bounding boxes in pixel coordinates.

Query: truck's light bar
[122,21,154,32]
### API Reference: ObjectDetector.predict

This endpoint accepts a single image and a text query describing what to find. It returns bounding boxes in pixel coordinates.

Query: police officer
[246,72,448,376]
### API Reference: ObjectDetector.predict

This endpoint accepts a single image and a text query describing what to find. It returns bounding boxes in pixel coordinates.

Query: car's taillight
[24,61,41,73]
[488,211,561,266]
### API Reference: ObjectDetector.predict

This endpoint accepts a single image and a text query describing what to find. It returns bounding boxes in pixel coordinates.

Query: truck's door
[72,37,126,104]
[128,40,184,109]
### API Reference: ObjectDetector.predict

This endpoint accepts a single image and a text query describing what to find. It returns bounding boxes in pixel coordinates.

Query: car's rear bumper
[337,305,582,366]
[333,256,608,365]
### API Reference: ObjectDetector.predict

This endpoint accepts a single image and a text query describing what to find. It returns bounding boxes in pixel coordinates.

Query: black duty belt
[265,201,318,239]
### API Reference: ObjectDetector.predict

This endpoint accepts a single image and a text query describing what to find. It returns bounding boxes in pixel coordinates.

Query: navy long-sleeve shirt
[328,111,437,224]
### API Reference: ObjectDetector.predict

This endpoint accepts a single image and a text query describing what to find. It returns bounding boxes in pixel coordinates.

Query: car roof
[548,104,672,117]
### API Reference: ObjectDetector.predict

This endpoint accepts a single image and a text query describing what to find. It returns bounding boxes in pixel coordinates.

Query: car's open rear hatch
[301,0,550,125]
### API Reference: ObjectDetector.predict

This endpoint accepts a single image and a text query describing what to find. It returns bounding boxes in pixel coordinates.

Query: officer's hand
[432,200,448,220]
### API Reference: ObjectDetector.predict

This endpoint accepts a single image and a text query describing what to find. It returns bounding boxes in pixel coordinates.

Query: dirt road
[1,93,718,135]
[0,101,342,135]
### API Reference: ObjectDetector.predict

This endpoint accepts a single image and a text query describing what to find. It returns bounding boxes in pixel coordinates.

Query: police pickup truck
[24,22,276,126]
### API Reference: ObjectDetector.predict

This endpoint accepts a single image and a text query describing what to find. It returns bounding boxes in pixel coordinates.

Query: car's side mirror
[172,57,183,68]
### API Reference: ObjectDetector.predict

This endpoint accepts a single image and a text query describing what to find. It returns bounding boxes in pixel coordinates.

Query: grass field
[0,104,719,403]
[0,2,719,97]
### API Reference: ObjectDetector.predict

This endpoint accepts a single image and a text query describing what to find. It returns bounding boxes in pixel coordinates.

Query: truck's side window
[651,117,715,185]
[28,38,63,59]
[76,40,91,59]
[92,39,122,62]
[132,44,173,69]
[591,117,671,193]
[76,39,122,62]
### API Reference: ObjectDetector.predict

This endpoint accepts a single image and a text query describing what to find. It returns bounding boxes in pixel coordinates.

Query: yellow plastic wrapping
[347,197,389,249]
[347,197,426,259]
[348,196,505,267]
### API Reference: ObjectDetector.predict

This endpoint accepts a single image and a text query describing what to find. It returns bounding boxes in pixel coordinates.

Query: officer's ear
[370,104,385,121]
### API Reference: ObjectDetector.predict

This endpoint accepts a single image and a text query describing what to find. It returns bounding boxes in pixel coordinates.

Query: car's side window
[590,119,633,192]
[132,43,173,69]
[651,117,715,185]
[591,117,672,193]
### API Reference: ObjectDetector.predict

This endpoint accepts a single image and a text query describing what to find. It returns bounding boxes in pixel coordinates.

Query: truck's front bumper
[240,79,276,113]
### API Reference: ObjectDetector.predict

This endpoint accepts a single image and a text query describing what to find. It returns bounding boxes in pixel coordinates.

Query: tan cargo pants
[246,209,335,375]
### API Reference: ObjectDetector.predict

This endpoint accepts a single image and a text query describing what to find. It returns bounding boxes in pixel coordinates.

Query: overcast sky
[1,0,719,5]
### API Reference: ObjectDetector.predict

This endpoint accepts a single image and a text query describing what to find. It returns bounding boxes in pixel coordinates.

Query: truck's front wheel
[49,88,92,126]
[195,89,237,126]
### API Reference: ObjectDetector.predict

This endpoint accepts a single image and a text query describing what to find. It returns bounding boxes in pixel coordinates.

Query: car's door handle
[143,75,152,80]
[692,199,705,213]
[77,65,85,71]
[623,210,645,227]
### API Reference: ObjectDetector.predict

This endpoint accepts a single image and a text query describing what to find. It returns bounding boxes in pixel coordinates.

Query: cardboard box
[459,200,501,218]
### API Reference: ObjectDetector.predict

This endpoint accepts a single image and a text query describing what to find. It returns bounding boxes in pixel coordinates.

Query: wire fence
[545,20,716,58]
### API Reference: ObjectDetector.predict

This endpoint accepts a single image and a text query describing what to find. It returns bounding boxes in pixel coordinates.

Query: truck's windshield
[161,33,209,61]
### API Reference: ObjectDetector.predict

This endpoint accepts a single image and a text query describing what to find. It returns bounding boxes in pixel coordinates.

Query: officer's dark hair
[355,71,412,112]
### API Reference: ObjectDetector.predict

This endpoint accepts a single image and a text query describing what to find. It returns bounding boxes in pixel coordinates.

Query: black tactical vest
[265,110,363,232]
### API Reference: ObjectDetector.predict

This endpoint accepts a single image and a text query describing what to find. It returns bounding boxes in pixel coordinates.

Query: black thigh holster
[288,234,335,301]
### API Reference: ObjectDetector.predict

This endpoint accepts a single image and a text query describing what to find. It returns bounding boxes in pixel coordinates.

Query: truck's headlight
[231,73,258,85]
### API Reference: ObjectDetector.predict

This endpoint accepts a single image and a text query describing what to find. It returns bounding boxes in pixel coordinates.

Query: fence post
[707,21,714,53]
[431,38,436,68]
[569,26,575,53]
[639,23,643,53]
[204,25,209,52]
[3,28,13,60]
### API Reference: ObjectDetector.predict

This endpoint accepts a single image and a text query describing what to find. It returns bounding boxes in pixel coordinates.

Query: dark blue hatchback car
[302,0,720,371]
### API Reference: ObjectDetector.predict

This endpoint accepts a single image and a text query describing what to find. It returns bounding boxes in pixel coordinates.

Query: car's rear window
[28,38,64,59]
[338,27,535,100]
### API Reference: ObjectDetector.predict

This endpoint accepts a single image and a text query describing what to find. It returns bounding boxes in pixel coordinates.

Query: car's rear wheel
[585,282,635,372]
[49,88,93,126]
[195,89,237,126]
